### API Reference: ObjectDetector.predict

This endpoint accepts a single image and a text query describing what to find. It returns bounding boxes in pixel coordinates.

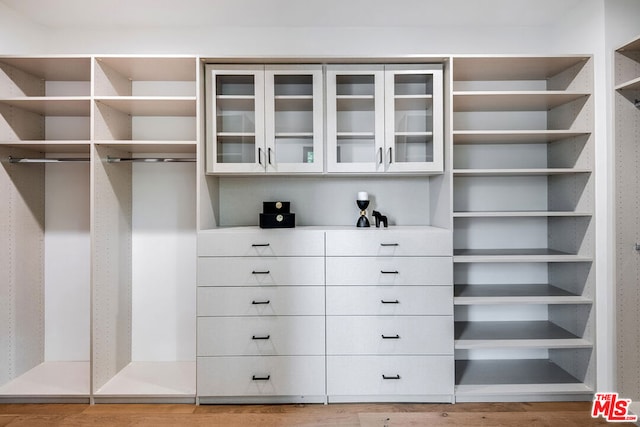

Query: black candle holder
[356,199,370,227]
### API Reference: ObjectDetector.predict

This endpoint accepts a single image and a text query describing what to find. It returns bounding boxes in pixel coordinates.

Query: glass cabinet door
[206,66,265,173]
[385,66,443,173]
[326,66,385,173]
[264,65,324,173]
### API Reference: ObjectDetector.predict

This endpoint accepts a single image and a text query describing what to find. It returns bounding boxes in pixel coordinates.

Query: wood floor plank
[82,403,196,415]
[0,404,87,415]
[0,416,17,427]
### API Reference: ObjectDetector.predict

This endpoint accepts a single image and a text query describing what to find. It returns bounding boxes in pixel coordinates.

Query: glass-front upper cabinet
[265,65,324,173]
[206,64,323,174]
[326,64,443,174]
[326,65,385,173]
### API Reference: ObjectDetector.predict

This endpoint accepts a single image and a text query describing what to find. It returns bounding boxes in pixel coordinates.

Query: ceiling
[1,0,583,29]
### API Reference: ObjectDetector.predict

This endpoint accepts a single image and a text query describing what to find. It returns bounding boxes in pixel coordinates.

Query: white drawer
[198,229,324,256]
[197,356,325,397]
[198,316,325,356]
[326,257,452,286]
[197,257,324,286]
[198,286,324,316]
[325,228,452,256]
[327,316,452,355]
[326,286,452,316]
[327,355,454,396]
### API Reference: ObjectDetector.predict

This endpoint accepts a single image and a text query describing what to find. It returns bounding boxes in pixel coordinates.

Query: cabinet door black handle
[258,147,263,165]
[380,243,399,247]
[388,147,393,164]
[251,300,270,305]
[381,299,399,304]
[378,147,383,164]
[381,334,400,339]
[251,243,270,247]
[252,375,271,381]
[252,335,270,340]
[268,147,273,165]
[252,270,270,275]
[382,374,401,380]
[380,270,399,274]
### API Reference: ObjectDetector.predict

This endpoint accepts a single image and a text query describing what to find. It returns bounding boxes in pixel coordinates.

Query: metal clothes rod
[106,156,196,163]
[9,156,90,163]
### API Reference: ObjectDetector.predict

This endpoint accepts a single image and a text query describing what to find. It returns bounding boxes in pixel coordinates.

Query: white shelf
[453,168,591,176]
[454,321,591,349]
[0,141,91,153]
[452,56,590,82]
[93,141,197,153]
[0,56,91,81]
[453,248,591,263]
[454,284,591,305]
[615,76,640,91]
[0,97,91,116]
[0,362,89,397]
[95,97,196,116]
[94,362,196,397]
[456,359,587,387]
[453,91,589,112]
[453,211,591,218]
[453,130,590,144]
[95,57,196,81]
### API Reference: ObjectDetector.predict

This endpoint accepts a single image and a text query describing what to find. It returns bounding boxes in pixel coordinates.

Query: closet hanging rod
[9,156,90,163]
[106,156,196,163]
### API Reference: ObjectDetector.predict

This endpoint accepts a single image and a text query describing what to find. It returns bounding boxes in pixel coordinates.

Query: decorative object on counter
[356,191,370,228]
[372,210,388,228]
[260,201,295,228]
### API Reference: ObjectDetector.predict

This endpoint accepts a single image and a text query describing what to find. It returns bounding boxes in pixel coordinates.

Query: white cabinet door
[384,65,443,173]
[264,65,324,173]
[206,65,266,173]
[326,65,385,173]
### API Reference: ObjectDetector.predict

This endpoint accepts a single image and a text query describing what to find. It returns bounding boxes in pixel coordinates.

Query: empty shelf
[453,248,590,263]
[454,284,591,305]
[456,359,582,386]
[453,130,590,144]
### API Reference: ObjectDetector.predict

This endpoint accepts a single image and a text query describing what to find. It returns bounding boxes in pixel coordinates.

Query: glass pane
[216,75,254,96]
[274,137,314,164]
[336,137,376,163]
[274,98,313,134]
[336,75,375,96]
[394,135,433,163]
[217,135,255,163]
[394,74,433,96]
[336,99,375,133]
[217,99,255,133]
[274,75,313,96]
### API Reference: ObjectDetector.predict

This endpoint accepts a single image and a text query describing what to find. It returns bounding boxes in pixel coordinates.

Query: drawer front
[198,229,324,256]
[326,286,452,316]
[327,355,454,396]
[326,257,452,286]
[325,229,452,256]
[197,257,324,286]
[198,316,325,356]
[197,356,325,397]
[327,316,452,355]
[198,286,324,316]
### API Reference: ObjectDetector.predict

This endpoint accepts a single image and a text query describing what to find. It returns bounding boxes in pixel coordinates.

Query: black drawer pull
[380,243,399,247]
[252,300,270,305]
[252,335,270,340]
[380,270,399,274]
[382,334,400,339]
[252,270,270,275]
[382,374,401,380]
[381,299,399,304]
[252,375,271,381]
[252,243,270,247]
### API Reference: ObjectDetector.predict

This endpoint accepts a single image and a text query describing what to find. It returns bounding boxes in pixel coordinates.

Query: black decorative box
[263,201,290,214]
[260,213,295,228]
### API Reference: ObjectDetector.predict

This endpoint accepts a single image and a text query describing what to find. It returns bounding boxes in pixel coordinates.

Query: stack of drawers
[196,229,326,403]
[325,229,454,402]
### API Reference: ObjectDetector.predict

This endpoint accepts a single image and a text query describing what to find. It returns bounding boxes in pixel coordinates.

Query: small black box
[260,213,295,228]
[263,201,290,214]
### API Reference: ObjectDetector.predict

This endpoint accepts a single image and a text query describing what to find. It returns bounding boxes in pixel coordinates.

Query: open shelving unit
[0,56,92,402]
[614,34,640,415]
[451,56,595,402]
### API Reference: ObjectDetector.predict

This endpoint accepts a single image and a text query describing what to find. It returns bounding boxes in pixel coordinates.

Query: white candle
[357,191,368,201]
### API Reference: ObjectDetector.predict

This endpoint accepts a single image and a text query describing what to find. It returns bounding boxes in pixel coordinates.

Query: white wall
[0,2,45,53]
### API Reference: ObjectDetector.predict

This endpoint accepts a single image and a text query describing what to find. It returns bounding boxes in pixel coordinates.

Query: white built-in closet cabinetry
[614,35,640,416]
[0,54,596,404]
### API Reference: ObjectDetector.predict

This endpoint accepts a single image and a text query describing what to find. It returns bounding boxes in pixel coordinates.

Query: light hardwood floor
[0,402,634,426]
